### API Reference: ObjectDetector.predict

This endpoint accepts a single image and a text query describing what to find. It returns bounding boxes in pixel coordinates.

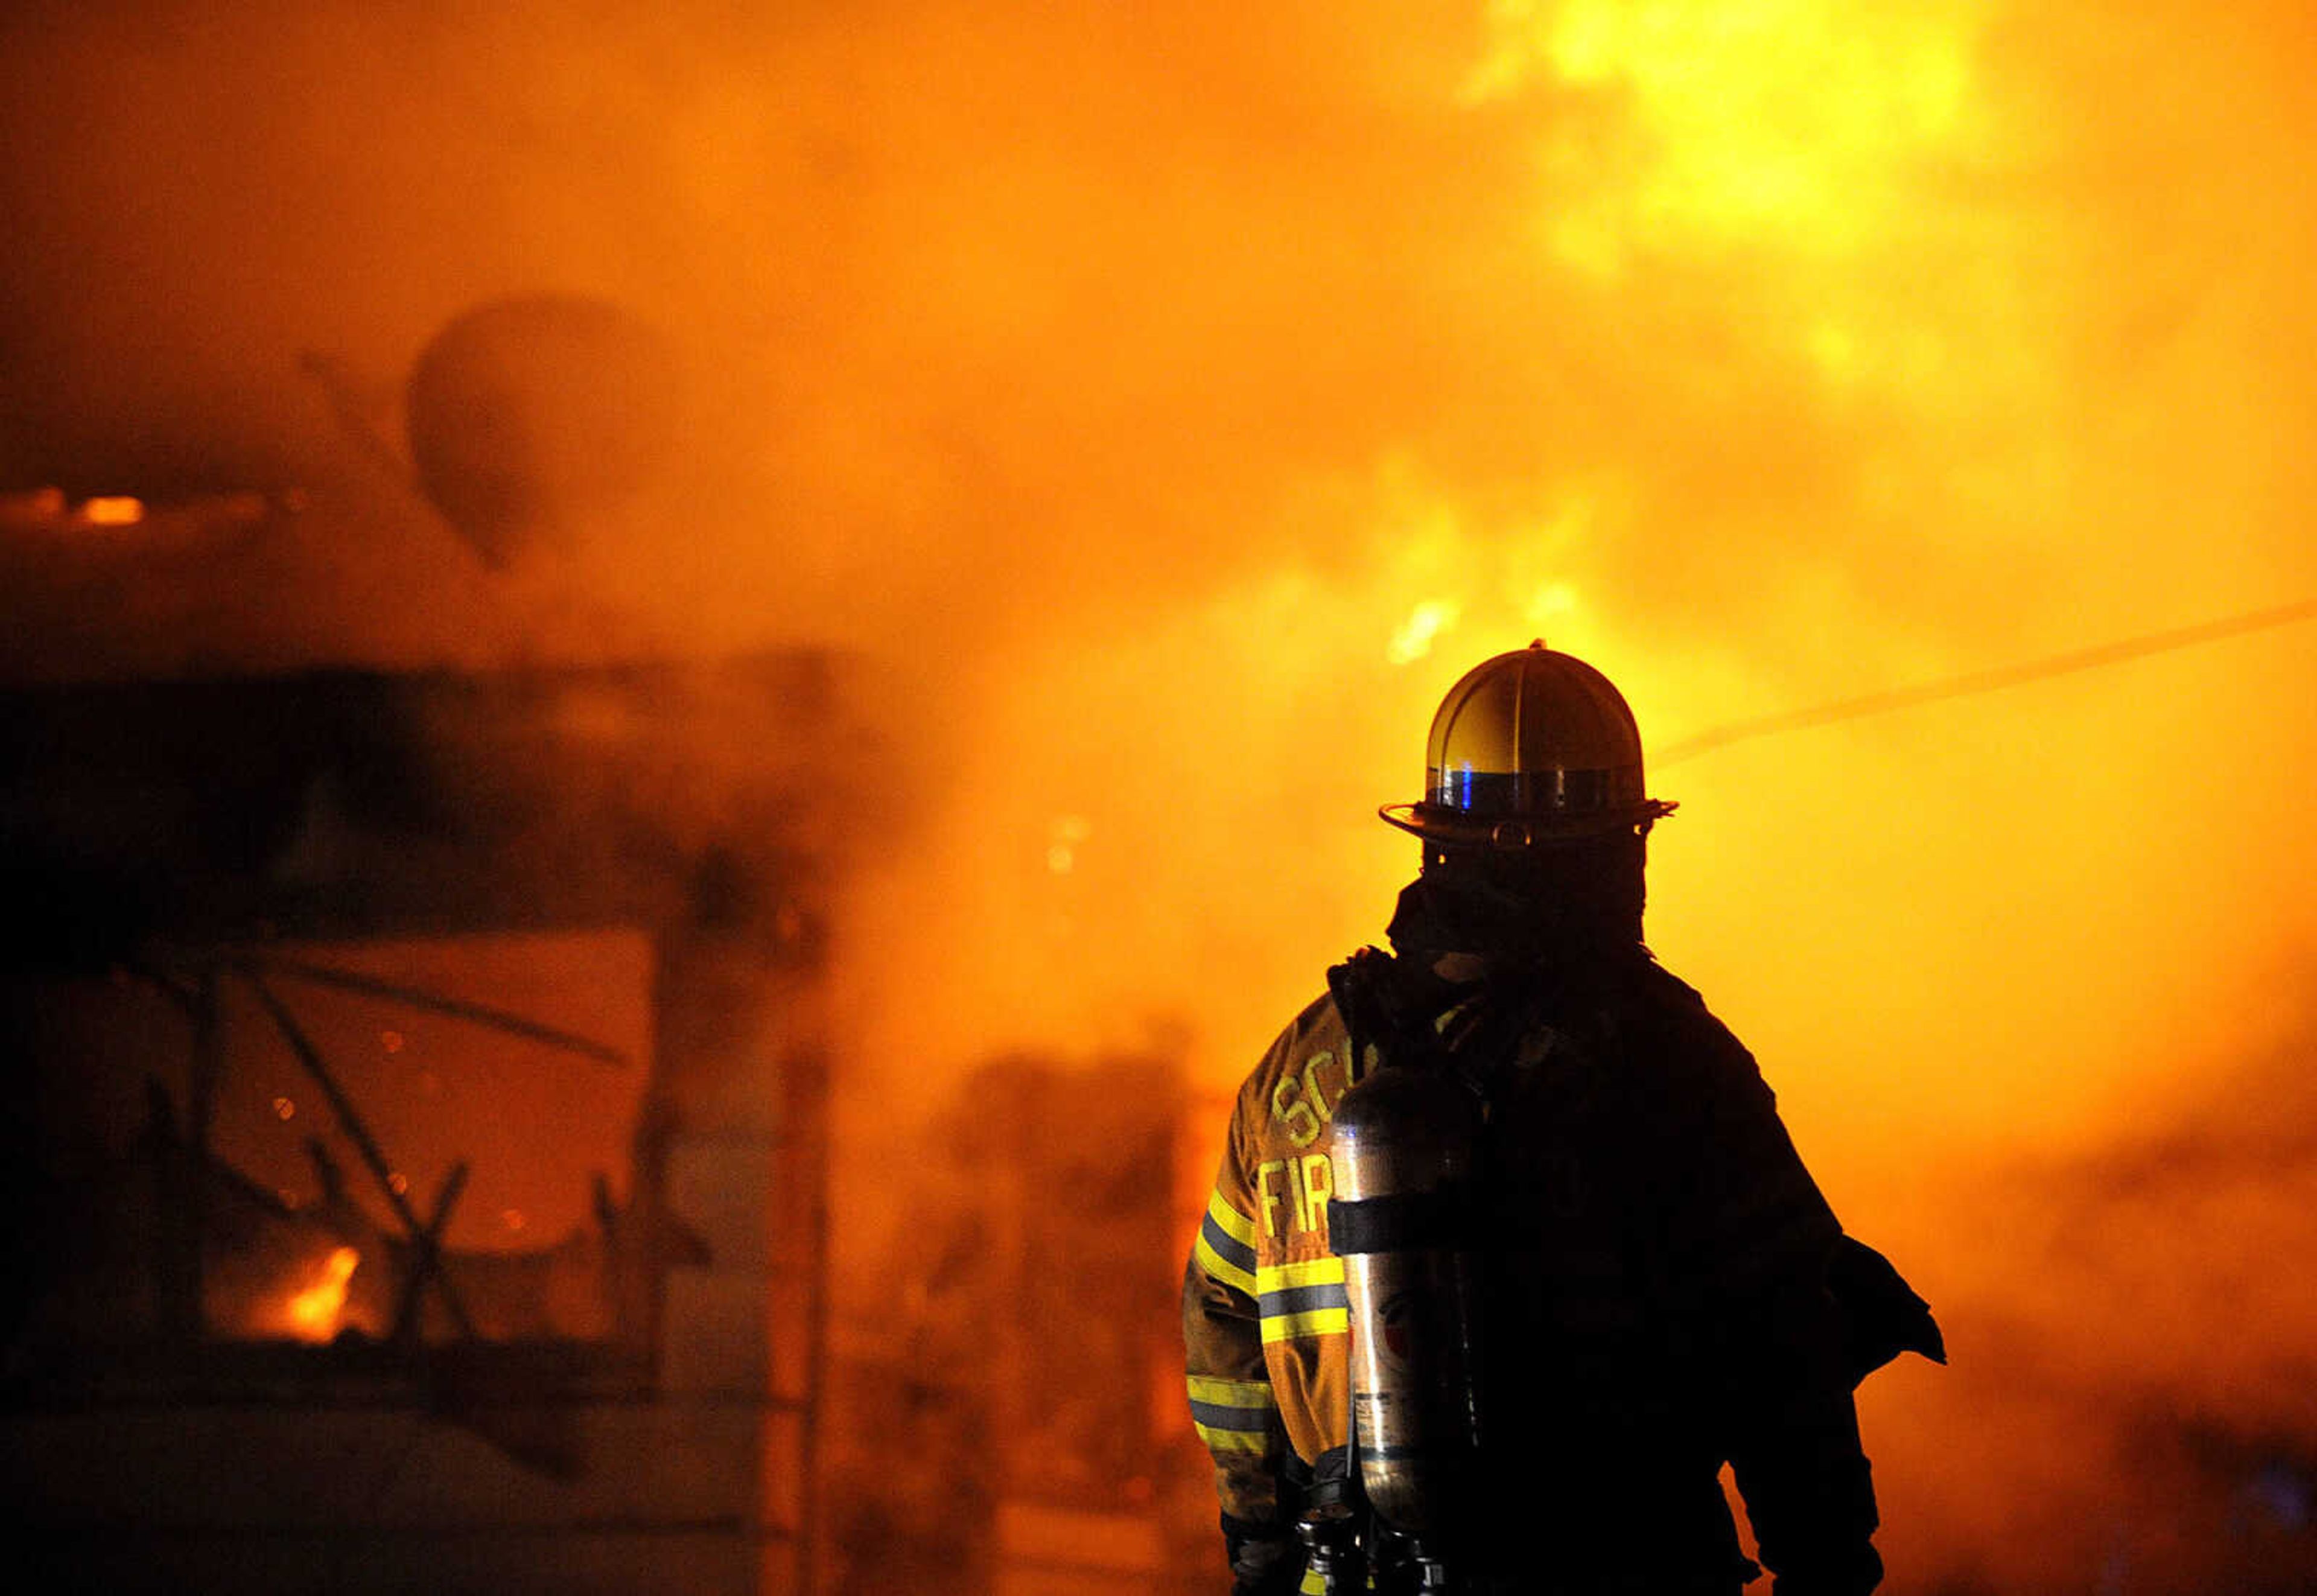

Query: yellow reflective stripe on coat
[1254,1257,1344,1294]
[1193,1423,1273,1454]
[1195,1188,1260,1296]
[1187,1375,1273,1408]
[1209,1189,1256,1245]
[1256,1254,1349,1343]
[1186,1373,1277,1454]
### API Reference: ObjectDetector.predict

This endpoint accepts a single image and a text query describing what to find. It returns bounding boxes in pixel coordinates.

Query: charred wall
[0,650,864,1595]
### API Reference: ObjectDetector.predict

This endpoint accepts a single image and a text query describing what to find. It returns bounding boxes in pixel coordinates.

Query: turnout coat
[1182,944,1884,1595]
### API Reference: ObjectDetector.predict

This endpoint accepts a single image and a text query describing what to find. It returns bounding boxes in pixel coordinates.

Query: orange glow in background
[3,0,2316,1586]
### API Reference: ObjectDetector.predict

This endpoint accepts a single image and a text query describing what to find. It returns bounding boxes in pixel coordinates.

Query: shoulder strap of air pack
[1324,944,1466,1087]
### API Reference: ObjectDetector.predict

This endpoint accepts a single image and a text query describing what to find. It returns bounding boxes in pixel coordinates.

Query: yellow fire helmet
[1379,641,1678,848]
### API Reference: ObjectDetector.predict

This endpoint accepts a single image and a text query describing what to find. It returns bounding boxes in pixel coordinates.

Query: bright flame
[284,1247,359,1342]
[1387,599,1461,665]
[1467,0,1981,267]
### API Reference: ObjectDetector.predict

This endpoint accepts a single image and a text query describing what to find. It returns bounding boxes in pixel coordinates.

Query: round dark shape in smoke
[405,294,684,565]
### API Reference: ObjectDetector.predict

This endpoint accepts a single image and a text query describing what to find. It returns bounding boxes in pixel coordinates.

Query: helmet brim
[1379,798,1677,848]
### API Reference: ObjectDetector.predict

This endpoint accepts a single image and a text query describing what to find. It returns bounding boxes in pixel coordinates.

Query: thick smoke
[3,1,2315,1589]
[1861,974,2317,1590]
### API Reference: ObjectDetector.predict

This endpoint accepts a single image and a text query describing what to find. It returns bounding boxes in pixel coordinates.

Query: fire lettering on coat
[1256,1153,1336,1238]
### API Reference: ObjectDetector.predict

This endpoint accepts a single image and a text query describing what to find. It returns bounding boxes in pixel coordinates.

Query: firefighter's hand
[1222,1514,1302,1596]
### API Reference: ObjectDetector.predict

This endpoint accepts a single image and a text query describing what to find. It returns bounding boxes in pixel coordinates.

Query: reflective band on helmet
[1432,766,1618,816]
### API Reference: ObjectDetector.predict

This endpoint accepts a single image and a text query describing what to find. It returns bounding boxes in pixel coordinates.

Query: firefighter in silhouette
[1183,643,1940,1596]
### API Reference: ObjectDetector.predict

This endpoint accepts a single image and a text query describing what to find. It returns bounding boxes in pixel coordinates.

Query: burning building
[1,646,856,1592]
[0,547,1198,1595]
[4,1,2317,1592]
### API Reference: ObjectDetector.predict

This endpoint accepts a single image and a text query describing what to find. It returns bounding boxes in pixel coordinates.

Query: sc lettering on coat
[1270,1048,1353,1149]
[1254,1047,1352,1237]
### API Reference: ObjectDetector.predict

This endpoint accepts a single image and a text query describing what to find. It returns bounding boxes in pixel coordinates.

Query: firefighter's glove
[1222,1513,1302,1596]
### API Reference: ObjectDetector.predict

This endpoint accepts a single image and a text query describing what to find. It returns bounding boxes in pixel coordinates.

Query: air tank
[1330,1061,1485,1540]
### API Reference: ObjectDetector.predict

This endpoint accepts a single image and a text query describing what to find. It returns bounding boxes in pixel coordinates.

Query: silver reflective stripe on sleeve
[1256,1257,1349,1343]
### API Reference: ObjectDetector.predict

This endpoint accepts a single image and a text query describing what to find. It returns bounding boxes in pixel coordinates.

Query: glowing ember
[75,495,146,527]
[284,1247,359,1342]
